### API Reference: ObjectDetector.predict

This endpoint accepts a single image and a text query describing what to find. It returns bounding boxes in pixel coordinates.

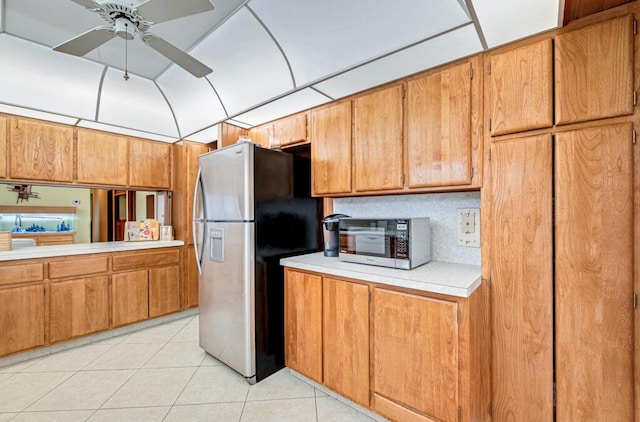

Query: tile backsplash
[333,192,481,265]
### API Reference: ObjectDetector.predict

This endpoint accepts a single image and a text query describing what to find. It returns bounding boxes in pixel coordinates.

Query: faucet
[15,214,22,228]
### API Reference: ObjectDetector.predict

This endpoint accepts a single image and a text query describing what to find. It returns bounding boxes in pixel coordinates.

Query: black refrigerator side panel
[253,147,323,382]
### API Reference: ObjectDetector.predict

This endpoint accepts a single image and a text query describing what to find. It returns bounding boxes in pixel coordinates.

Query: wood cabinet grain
[184,246,199,308]
[488,39,553,136]
[354,84,404,192]
[0,284,45,356]
[273,113,307,147]
[128,137,172,189]
[373,288,458,422]
[555,15,634,125]
[8,117,74,182]
[149,265,181,318]
[49,276,109,343]
[219,122,248,149]
[284,268,323,383]
[48,257,108,279]
[185,142,208,245]
[0,115,6,179]
[407,61,472,187]
[489,134,553,421]
[247,124,271,148]
[555,123,634,421]
[76,128,129,186]
[0,262,44,287]
[112,249,180,272]
[323,277,369,407]
[112,270,149,327]
[311,101,352,195]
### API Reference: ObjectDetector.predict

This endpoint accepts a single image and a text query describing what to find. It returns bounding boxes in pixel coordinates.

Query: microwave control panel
[395,221,409,259]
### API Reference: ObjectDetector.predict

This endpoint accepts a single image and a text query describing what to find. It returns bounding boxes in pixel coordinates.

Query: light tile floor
[0,316,379,422]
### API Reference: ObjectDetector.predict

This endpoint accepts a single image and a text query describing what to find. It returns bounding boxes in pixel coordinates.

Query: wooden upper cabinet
[555,15,634,125]
[373,288,459,422]
[284,268,323,383]
[354,84,404,192]
[490,134,553,421]
[323,277,369,407]
[76,128,129,186]
[489,39,553,136]
[0,115,6,178]
[273,113,307,147]
[247,124,271,148]
[128,137,172,189]
[407,60,472,188]
[311,100,352,195]
[219,122,247,148]
[555,123,634,421]
[185,142,208,245]
[8,117,74,182]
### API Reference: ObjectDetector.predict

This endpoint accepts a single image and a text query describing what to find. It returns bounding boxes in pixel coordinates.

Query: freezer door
[199,143,254,221]
[199,222,255,379]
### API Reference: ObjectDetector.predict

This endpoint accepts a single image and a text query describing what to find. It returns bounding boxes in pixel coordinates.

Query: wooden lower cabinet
[112,270,149,328]
[49,276,109,343]
[284,269,323,383]
[323,277,369,407]
[373,288,459,422]
[0,284,45,356]
[149,265,181,318]
[185,247,199,308]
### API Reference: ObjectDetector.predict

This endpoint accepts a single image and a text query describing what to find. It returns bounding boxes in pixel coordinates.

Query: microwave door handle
[192,168,204,274]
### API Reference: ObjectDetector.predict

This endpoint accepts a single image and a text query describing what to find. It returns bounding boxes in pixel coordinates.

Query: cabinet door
[354,84,404,192]
[8,117,74,182]
[0,284,45,356]
[311,101,352,195]
[555,123,634,421]
[489,39,553,136]
[149,265,181,318]
[49,276,109,343]
[248,125,271,149]
[128,138,172,189]
[112,270,149,327]
[219,122,247,148]
[555,15,634,125]
[76,129,129,186]
[284,269,323,383]
[0,115,6,179]
[323,277,369,406]
[407,61,472,187]
[373,288,458,422]
[490,135,553,421]
[184,247,199,308]
[274,113,307,147]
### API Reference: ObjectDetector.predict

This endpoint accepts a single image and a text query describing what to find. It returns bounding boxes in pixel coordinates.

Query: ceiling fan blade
[142,34,212,77]
[135,0,214,24]
[53,26,115,56]
[69,0,101,9]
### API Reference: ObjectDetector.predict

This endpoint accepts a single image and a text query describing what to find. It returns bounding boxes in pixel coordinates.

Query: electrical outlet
[457,208,480,248]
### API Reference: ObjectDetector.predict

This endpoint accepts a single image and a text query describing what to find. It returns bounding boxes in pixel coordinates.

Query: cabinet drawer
[112,248,180,272]
[0,263,44,286]
[48,257,109,279]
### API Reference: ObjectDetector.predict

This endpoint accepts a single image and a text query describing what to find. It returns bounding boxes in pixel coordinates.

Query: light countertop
[281,252,481,298]
[0,240,185,262]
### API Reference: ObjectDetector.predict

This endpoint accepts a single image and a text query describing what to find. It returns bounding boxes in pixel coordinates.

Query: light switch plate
[457,208,480,248]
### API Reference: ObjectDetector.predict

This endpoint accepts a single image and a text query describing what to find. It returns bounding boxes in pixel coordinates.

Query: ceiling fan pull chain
[124,22,130,81]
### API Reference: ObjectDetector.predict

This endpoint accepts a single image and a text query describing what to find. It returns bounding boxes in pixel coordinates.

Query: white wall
[333,192,481,265]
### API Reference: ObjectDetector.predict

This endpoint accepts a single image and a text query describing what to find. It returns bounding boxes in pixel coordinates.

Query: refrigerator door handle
[192,168,205,275]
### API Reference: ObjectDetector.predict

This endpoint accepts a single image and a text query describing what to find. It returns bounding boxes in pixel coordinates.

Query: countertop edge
[281,253,481,298]
[0,240,186,261]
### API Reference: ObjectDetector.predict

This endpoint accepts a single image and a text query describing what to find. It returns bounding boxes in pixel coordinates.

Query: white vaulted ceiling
[0,0,562,143]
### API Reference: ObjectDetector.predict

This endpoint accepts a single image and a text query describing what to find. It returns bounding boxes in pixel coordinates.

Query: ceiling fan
[53,0,214,78]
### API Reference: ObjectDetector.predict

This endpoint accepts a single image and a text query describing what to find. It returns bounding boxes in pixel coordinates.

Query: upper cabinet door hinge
[457,309,461,324]
[368,289,371,304]
[633,91,637,107]
[634,19,637,35]
[633,129,637,144]
[634,293,638,309]
[488,61,492,75]
[470,66,474,79]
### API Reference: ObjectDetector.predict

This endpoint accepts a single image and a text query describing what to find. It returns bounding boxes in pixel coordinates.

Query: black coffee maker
[322,214,349,257]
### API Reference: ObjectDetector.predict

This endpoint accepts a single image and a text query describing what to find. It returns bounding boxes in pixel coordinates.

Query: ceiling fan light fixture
[114,17,135,40]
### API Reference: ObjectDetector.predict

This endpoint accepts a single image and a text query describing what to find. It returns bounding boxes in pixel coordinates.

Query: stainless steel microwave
[338,218,431,270]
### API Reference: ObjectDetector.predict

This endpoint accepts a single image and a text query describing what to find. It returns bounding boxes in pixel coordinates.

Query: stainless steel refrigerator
[192,142,322,384]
